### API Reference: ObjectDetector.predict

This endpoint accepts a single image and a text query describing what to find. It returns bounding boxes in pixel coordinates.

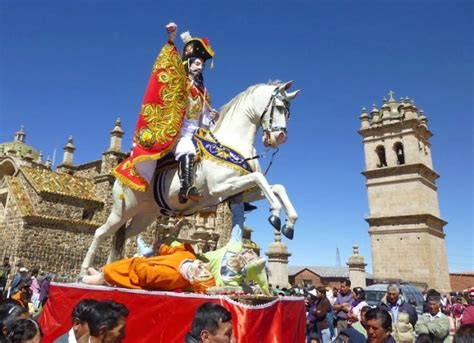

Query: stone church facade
[358,91,451,291]
[0,121,260,281]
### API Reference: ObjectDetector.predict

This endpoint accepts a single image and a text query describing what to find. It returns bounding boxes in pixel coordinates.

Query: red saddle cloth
[39,283,305,343]
[113,42,188,192]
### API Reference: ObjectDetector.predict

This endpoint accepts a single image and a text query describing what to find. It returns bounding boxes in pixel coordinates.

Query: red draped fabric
[38,283,305,343]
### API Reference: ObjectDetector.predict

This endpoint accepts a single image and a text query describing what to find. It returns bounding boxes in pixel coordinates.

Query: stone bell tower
[358,91,450,291]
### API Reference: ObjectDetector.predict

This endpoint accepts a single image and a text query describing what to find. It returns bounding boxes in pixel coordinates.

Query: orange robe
[103,243,196,291]
[12,291,28,308]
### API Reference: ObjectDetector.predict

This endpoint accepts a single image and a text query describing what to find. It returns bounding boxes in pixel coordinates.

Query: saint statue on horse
[80,22,300,276]
[113,22,218,204]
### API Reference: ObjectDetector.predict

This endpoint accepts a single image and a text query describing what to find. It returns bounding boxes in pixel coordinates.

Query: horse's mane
[213,83,270,132]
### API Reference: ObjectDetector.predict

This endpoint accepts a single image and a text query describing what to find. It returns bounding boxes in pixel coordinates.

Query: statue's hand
[166,22,177,42]
[211,109,220,122]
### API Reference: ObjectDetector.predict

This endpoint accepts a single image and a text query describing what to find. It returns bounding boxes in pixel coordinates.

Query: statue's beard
[189,70,204,88]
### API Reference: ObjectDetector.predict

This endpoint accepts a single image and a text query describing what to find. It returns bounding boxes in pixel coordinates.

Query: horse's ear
[286,90,300,100]
[278,81,293,94]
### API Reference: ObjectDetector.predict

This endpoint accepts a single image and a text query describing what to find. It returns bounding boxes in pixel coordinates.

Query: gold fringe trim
[111,169,147,192]
[195,139,251,176]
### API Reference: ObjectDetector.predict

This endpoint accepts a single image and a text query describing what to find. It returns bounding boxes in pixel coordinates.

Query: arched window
[393,142,405,165]
[375,145,387,168]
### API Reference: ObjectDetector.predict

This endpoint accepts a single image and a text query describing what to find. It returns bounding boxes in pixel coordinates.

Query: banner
[39,283,305,343]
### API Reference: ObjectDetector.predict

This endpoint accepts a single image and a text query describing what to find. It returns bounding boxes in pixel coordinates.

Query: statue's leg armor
[178,154,201,203]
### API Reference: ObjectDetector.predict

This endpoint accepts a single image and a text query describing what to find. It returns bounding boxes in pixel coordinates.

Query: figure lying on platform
[83,200,268,295]
[82,241,215,294]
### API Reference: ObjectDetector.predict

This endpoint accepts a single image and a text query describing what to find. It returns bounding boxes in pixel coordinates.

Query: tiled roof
[5,175,101,229]
[5,176,34,216]
[21,166,102,203]
[289,265,373,279]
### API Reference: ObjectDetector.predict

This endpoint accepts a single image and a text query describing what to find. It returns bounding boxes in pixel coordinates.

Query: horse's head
[258,81,300,148]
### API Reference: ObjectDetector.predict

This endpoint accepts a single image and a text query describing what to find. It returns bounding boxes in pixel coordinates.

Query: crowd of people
[2,255,474,342]
[298,279,474,343]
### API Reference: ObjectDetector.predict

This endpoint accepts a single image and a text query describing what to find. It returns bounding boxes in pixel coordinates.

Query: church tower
[358,91,450,291]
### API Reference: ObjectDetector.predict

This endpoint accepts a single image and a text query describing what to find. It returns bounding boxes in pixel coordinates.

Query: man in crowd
[366,308,395,343]
[184,302,234,343]
[415,293,450,342]
[0,257,11,300]
[54,298,99,343]
[332,279,353,333]
[87,300,129,343]
[378,283,418,328]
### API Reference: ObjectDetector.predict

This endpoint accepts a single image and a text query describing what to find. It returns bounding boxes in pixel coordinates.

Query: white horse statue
[80,81,299,275]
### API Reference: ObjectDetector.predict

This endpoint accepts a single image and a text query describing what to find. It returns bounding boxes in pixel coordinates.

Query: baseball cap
[19,267,28,272]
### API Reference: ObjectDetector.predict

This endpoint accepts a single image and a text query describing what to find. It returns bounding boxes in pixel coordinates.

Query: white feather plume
[180,31,192,43]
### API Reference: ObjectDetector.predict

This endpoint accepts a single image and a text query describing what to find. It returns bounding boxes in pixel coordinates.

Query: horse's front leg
[243,184,298,239]
[209,172,284,235]
[270,184,298,239]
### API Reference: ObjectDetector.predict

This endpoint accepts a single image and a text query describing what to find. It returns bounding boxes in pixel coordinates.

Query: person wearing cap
[9,267,29,296]
[113,21,218,204]
[461,288,474,325]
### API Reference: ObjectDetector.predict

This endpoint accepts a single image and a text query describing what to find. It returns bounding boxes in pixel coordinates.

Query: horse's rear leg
[80,211,129,276]
[107,213,158,263]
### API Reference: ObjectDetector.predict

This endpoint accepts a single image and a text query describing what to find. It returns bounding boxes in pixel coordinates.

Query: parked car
[365,283,424,314]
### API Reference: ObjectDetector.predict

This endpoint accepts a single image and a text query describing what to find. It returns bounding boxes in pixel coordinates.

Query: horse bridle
[259,87,291,134]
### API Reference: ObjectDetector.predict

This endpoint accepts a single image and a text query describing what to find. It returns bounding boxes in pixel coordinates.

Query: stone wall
[367,176,440,217]
[12,222,111,280]
[0,194,22,268]
[73,161,102,179]
[370,227,450,291]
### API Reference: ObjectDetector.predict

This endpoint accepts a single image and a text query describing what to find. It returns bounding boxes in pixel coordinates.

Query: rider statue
[113,22,219,204]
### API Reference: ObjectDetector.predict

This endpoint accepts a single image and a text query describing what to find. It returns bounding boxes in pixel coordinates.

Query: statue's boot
[178,154,201,204]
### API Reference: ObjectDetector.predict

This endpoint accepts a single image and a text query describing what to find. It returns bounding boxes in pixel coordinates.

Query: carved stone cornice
[362,163,439,183]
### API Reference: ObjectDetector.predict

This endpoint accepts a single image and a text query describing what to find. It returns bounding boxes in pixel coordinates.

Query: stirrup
[187,186,202,202]
[179,186,201,203]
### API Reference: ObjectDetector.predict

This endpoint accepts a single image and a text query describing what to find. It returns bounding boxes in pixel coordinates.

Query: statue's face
[188,259,212,282]
[189,58,204,80]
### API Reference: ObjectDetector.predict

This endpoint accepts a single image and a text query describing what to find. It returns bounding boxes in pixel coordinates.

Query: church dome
[0,126,40,160]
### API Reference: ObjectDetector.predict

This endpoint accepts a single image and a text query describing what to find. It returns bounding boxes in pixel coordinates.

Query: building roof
[289,265,373,279]
[21,166,102,204]
[5,175,101,228]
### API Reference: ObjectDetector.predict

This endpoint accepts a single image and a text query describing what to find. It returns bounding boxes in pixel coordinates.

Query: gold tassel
[119,192,125,201]
[210,60,214,69]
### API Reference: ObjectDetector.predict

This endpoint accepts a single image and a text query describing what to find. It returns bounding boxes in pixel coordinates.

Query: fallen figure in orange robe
[82,242,215,293]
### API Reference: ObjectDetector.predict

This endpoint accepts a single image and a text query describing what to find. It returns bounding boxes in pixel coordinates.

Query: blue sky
[1,0,472,273]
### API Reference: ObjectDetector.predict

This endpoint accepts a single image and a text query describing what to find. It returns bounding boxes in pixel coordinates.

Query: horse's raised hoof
[268,215,281,231]
[282,225,294,240]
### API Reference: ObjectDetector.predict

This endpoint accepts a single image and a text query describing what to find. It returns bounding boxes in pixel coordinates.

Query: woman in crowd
[311,286,332,343]
[348,287,368,324]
